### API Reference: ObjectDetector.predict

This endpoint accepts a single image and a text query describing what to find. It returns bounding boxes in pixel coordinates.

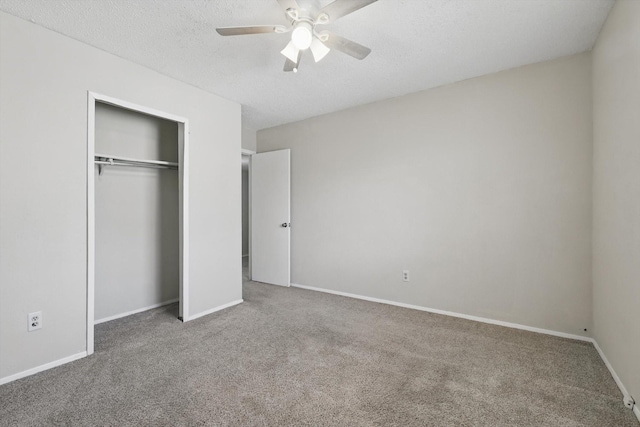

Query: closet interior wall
[94,102,179,322]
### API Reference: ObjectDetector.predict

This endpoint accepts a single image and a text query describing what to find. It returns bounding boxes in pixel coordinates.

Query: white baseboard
[0,299,243,387]
[592,340,632,399]
[94,298,179,325]
[290,283,591,342]
[184,299,243,322]
[0,351,87,386]
[592,339,639,422]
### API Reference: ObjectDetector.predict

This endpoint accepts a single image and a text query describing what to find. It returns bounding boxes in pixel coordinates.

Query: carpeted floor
[1,262,637,426]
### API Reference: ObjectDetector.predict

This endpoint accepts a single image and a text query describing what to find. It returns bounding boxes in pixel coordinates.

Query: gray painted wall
[94,103,179,321]
[0,11,242,380]
[258,53,593,337]
[592,0,640,405]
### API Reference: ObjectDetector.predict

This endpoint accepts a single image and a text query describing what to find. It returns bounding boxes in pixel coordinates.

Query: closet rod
[95,160,177,170]
[95,153,178,168]
[94,154,178,175]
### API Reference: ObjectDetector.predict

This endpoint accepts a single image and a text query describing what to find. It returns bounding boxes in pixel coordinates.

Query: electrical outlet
[402,270,410,282]
[623,395,635,409]
[28,311,42,332]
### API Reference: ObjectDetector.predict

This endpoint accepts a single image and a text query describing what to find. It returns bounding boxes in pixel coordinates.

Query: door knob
[281,223,290,228]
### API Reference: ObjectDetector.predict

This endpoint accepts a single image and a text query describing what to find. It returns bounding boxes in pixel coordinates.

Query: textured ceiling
[0,0,614,132]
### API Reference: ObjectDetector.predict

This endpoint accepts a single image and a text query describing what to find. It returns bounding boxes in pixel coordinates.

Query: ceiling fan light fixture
[310,37,330,62]
[291,21,313,50]
[281,40,300,62]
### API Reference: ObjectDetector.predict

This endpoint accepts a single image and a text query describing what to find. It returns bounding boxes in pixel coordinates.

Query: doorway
[241,149,254,282]
[94,103,179,327]
[87,92,190,355]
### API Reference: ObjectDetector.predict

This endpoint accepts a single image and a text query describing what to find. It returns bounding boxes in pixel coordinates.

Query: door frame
[242,148,255,280]
[86,91,190,355]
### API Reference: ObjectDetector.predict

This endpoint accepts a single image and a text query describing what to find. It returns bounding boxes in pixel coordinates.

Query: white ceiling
[0,0,614,132]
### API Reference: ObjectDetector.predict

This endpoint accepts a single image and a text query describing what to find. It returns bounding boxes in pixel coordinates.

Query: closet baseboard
[185,299,243,322]
[94,299,179,325]
[0,351,87,386]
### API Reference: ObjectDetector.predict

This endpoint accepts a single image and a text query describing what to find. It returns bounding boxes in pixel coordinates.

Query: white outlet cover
[28,311,42,331]
[623,395,635,409]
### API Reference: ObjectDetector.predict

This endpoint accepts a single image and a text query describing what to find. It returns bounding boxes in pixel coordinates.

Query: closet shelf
[95,153,178,174]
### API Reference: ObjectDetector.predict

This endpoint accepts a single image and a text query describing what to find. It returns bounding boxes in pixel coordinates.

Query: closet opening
[87,92,189,355]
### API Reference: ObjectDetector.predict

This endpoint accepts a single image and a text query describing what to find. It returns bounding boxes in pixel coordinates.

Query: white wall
[258,53,593,337]
[0,12,242,381]
[242,127,257,152]
[94,103,179,321]
[592,0,640,406]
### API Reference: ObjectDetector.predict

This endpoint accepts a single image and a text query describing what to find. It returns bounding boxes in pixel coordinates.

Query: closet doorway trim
[86,91,190,356]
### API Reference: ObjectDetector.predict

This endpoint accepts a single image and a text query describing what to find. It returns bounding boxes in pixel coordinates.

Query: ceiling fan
[216,0,378,72]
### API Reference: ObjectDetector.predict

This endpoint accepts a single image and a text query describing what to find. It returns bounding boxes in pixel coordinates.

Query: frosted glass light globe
[292,22,313,50]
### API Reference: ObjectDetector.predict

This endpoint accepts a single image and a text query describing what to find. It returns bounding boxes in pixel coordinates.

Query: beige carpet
[0,265,637,426]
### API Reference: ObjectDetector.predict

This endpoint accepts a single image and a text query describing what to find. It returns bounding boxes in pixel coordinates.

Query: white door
[251,149,290,286]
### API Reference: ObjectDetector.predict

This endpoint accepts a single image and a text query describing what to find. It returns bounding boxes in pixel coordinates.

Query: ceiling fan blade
[310,37,330,63]
[216,25,285,36]
[284,51,302,72]
[322,32,371,60]
[281,40,300,63]
[277,0,300,13]
[319,0,378,23]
